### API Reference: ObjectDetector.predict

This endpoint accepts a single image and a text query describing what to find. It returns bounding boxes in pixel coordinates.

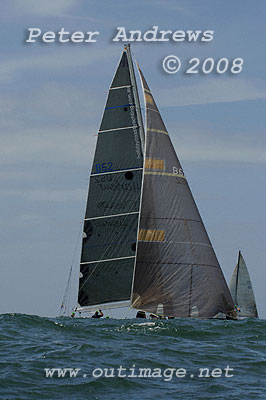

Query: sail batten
[132,66,235,318]
[80,255,136,265]
[85,211,139,221]
[110,85,132,90]
[91,167,143,177]
[99,126,139,134]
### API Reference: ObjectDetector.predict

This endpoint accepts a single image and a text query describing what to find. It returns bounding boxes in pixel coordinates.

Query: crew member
[92,309,104,318]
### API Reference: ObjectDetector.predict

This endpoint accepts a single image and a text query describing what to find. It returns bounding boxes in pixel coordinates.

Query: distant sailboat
[229,251,258,318]
[74,44,235,319]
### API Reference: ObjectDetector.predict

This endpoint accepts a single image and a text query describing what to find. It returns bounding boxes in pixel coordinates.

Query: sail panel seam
[147,128,168,135]
[144,171,186,179]
[140,217,202,223]
[136,261,220,268]
[146,107,159,114]
[169,241,212,247]
[138,240,211,247]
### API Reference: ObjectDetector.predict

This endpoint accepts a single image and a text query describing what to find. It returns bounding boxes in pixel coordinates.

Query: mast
[130,58,148,308]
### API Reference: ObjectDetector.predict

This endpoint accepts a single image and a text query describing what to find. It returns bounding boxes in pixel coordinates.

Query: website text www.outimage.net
[44,365,234,382]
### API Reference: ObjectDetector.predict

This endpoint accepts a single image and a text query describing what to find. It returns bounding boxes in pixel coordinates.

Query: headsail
[77,45,144,311]
[229,251,258,318]
[132,67,235,318]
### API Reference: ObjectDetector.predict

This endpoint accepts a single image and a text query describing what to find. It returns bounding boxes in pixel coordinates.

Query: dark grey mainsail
[229,251,258,318]
[77,45,144,311]
[131,68,235,318]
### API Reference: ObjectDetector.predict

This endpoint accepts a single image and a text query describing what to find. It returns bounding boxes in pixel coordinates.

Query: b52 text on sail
[25,26,214,43]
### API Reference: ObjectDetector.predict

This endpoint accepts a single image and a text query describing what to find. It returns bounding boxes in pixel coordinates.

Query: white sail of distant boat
[229,251,258,318]
[67,44,236,319]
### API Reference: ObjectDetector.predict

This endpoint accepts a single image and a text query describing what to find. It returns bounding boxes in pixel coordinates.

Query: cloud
[0,97,16,120]
[169,122,266,163]
[1,188,87,202]
[144,0,192,13]
[0,46,114,84]
[0,81,103,167]
[34,81,105,118]
[159,78,266,107]
[9,0,79,16]
[1,126,96,166]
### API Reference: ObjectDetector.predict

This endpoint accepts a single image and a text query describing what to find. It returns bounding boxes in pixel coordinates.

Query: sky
[0,0,265,318]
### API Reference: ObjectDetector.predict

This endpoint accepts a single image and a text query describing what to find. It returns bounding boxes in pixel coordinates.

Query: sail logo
[95,181,141,192]
[173,167,185,176]
[145,93,154,105]
[145,158,164,170]
[127,88,142,159]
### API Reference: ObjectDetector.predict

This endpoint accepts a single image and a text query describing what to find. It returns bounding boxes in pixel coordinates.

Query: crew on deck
[136,311,146,318]
[91,310,104,319]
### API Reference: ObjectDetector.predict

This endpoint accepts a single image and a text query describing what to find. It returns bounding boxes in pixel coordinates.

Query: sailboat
[74,44,236,319]
[229,251,258,318]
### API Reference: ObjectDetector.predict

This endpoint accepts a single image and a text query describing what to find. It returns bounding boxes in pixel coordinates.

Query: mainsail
[131,67,235,318]
[77,45,144,311]
[229,251,258,318]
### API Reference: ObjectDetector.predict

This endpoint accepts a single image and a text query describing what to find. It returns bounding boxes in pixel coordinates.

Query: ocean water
[0,314,265,399]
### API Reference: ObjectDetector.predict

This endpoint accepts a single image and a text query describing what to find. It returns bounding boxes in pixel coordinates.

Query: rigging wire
[59,221,83,316]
